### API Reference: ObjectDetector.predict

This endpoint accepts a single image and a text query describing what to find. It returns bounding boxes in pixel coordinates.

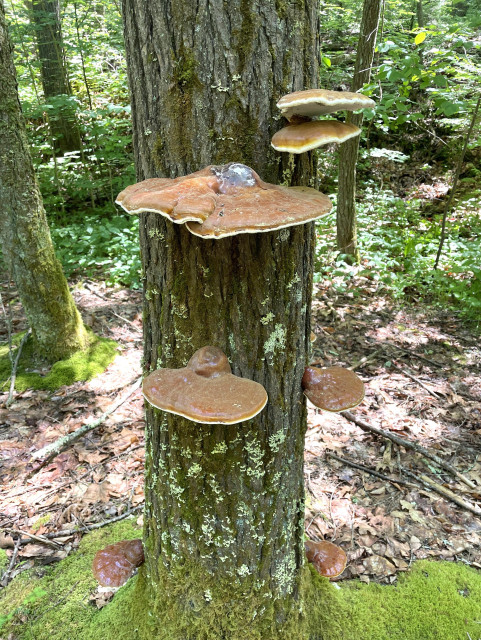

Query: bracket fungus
[271,120,360,154]
[277,89,375,121]
[305,539,347,578]
[116,162,332,239]
[142,346,268,424]
[92,538,144,588]
[302,365,365,412]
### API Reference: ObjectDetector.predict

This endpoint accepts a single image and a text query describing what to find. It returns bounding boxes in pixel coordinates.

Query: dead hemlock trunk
[121,0,321,637]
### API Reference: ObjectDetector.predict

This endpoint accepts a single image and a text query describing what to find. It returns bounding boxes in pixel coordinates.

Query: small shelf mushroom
[277,89,375,121]
[116,162,332,239]
[92,539,144,588]
[302,366,365,412]
[271,88,375,154]
[142,346,268,424]
[305,539,347,578]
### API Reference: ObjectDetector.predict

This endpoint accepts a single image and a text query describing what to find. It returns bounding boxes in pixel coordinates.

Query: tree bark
[336,0,381,262]
[121,1,321,637]
[31,0,81,152]
[0,3,88,362]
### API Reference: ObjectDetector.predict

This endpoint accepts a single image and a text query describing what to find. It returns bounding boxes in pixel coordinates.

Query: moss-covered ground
[1,519,480,640]
[0,330,118,392]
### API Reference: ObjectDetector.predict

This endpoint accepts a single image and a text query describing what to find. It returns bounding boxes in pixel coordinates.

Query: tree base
[0,329,118,392]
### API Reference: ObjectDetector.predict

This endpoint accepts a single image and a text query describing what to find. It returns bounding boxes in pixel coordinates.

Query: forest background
[3,0,480,321]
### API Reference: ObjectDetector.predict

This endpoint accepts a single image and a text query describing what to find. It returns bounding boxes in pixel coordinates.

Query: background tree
[336,0,382,262]
[30,0,81,152]
[0,0,88,361]
[121,1,321,637]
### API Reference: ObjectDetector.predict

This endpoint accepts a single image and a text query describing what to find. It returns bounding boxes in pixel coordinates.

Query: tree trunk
[122,1,320,637]
[0,3,88,362]
[31,0,81,152]
[336,0,381,262]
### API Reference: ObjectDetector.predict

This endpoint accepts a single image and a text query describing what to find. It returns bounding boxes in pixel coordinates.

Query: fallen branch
[402,469,481,517]
[327,452,417,488]
[83,283,142,333]
[6,329,31,408]
[7,529,62,550]
[366,336,442,368]
[29,377,142,473]
[341,410,476,490]
[0,535,21,588]
[391,363,441,399]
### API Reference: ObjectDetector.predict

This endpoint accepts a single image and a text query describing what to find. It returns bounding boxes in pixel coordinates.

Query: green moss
[0,548,8,572]
[0,330,118,392]
[2,524,481,640]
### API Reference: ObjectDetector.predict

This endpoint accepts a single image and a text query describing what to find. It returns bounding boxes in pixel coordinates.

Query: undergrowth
[315,185,481,326]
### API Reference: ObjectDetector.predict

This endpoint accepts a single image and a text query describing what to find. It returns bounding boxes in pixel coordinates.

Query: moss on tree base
[0,330,118,393]
[1,520,481,640]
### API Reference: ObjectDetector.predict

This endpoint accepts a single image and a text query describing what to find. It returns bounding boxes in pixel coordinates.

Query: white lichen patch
[187,463,203,477]
[273,552,296,595]
[287,273,301,289]
[260,312,275,325]
[148,228,165,240]
[211,441,228,455]
[237,564,251,577]
[268,429,287,452]
[264,324,287,358]
[244,436,265,479]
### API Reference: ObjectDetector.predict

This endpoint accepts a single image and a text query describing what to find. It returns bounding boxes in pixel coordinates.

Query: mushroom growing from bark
[277,88,375,121]
[271,120,360,154]
[305,539,347,578]
[116,162,332,238]
[302,366,365,412]
[142,346,268,424]
[92,539,144,588]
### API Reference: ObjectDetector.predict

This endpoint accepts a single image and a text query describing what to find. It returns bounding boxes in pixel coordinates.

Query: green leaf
[322,56,331,68]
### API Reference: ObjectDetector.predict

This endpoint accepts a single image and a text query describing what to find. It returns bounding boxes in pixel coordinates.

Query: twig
[7,529,62,550]
[40,505,142,540]
[29,377,142,473]
[348,349,383,371]
[402,469,481,517]
[365,336,442,368]
[327,452,417,488]
[391,363,441,399]
[0,535,21,587]
[341,410,477,490]
[6,328,32,407]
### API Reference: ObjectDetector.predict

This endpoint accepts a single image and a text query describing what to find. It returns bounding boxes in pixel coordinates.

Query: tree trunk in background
[31,0,81,152]
[0,3,88,361]
[122,1,321,637]
[336,0,381,262]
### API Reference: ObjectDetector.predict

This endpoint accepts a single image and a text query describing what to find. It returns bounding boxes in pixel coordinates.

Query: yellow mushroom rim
[116,163,332,239]
[142,346,268,425]
[301,366,365,412]
[277,88,375,121]
[305,539,347,578]
[271,120,361,154]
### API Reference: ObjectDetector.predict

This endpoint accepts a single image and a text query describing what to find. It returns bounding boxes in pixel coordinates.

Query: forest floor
[1,275,480,587]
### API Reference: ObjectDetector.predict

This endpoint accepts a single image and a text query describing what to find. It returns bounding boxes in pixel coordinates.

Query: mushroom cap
[92,539,144,587]
[116,163,332,239]
[277,89,375,120]
[302,366,365,412]
[142,346,268,424]
[271,121,361,154]
[305,539,347,578]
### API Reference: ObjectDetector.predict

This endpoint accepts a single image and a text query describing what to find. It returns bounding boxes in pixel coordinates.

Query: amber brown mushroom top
[305,539,347,578]
[271,120,360,154]
[142,346,268,424]
[302,366,365,412]
[277,89,375,121]
[116,163,332,239]
[92,539,144,588]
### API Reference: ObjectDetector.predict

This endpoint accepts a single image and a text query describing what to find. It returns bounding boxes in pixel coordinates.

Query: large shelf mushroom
[142,346,268,424]
[271,88,375,154]
[92,539,144,588]
[116,162,332,239]
[305,539,347,579]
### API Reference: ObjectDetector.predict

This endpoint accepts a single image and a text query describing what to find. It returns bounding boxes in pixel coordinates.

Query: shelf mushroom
[116,162,332,239]
[92,539,144,588]
[142,346,268,424]
[302,366,365,412]
[271,88,375,154]
[305,539,347,579]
